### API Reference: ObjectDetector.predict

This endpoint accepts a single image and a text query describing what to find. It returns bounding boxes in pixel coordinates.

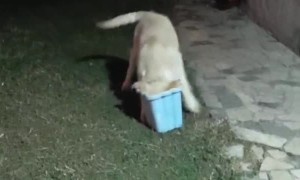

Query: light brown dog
[96,11,201,121]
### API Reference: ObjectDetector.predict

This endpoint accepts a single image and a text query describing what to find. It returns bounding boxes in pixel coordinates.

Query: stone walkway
[174,1,300,180]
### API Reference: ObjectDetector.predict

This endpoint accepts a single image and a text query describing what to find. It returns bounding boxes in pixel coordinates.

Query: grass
[0,0,241,179]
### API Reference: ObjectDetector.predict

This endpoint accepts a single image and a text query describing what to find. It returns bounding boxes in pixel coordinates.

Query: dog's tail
[180,69,201,114]
[96,11,147,29]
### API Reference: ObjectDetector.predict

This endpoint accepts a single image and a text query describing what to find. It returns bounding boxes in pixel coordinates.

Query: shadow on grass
[76,55,144,122]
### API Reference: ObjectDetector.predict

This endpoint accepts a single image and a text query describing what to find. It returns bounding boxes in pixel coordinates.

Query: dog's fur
[96,11,201,120]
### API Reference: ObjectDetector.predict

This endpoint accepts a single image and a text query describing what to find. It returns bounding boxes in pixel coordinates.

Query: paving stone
[284,137,300,156]
[238,75,259,82]
[174,4,300,175]
[250,145,264,161]
[225,76,255,105]
[253,111,276,121]
[248,80,274,94]
[240,162,252,172]
[281,90,300,114]
[291,69,300,82]
[278,113,300,122]
[291,169,300,179]
[282,122,300,131]
[290,158,300,169]
[202,68,225,80]
[257,102,280,109]
[247,104,285,120]
[191,40,214,46]
[206,79,226,86]
[254,89,284,105]
[235,91,255,106]
[220,67,235,75]
[242,67,269,76]
[208,109,228,120]
[269,51,299,67]
[261,69,290,83]
[203,69,226,80]
[269,170,293,180]
[260,157,294,171]
[201,91,223,108]
[232,126,287,148]
[214,86,244,109]
[267,149,288,160]
[238,120,295,140]
[215,62,233,71]
[226,107,254,122]
[259,172,269,180]
[225,144,244,159]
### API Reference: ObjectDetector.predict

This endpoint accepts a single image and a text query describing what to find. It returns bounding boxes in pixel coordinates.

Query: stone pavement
[174,1,300,179]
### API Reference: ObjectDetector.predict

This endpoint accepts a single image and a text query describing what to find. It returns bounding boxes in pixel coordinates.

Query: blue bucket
[141,88,183,133]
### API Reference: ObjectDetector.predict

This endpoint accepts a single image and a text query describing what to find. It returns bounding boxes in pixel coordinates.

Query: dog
[96,11,180,90]
[130,38,191,121]
[96,11,201,121]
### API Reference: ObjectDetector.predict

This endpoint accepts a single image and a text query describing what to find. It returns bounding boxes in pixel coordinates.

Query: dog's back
[137,12,179,49]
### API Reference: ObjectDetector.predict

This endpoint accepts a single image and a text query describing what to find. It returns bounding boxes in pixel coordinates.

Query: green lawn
[0,0,240,179]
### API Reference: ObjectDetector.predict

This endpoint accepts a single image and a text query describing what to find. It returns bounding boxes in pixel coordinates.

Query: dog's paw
[131,82,142,93]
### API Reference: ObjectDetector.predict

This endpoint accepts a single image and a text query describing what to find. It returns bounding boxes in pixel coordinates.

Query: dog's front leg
[121,28,141,91]
[121,48,136,90]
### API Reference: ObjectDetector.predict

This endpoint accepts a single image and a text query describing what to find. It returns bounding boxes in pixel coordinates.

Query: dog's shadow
[77,55,141,121]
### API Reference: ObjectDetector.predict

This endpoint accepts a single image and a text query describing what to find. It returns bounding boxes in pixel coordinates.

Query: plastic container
[141,87,183,133]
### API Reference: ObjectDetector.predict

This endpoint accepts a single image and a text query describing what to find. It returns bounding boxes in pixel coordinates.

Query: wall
[245,0,300,55]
